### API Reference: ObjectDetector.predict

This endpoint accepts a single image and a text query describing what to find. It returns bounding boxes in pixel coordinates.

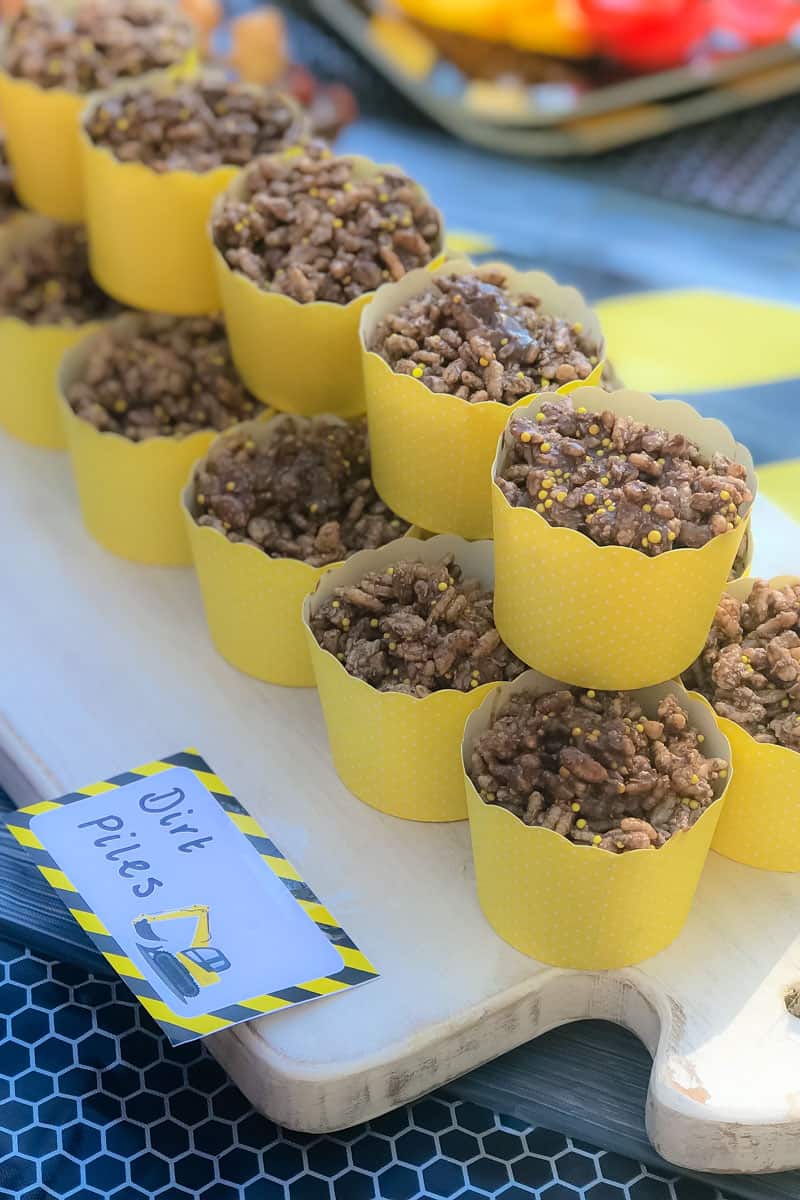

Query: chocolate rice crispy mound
[0,137,19,223]
[311,554,526,696]
[470,688,727,852]
[683,578,800,750]
[3,0,194,93]
[86,77,300,173]
[193,417,409,566]
[0,224,120,325]
[496,397,752,554]
[66,315,262,440]
[212,140,441,305]
[368,269,601,402]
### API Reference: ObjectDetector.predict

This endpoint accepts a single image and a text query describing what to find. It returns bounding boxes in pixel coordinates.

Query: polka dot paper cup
[693,575,800,873]
[211,152,444,419]
[361,258,605,541]
[79,78,306,314]
[491,389,756,691]
[463,672,732,969]
[59,314,217,564]
[0,215,109,449]
[0,41,197,222]
[302,533,505,821]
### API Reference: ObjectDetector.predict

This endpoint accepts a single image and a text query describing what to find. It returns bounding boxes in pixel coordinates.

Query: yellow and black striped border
[6,749,379,1044]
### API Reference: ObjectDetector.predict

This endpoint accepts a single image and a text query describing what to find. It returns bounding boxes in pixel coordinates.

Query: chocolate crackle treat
[193,418,409,565]
[0,224,119,325]
[469,688,727,852]
[85,77,300,172]
[311,553,526,696]
[496,397,753,554]
[684,579,800,750]
[3,0,194,92]
[212,141,441,305]
[369,268,602,401]
[66,316,262,440]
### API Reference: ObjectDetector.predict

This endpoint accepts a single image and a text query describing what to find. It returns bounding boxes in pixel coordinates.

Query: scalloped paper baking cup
[361,258,605,541]
[0,49,197,222]
[59,315,216,564]
[464,672,731,969]
[698,575,800,873]
[492,389,756,690]
[303,533,504,820]
[211,153,444,418]
[80,79,306,314]
[0,216,108,448]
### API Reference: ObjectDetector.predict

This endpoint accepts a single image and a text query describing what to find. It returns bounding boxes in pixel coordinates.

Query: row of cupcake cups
[45,347,800,891]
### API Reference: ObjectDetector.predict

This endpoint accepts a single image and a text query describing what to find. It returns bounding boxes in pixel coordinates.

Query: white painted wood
[2,431,800,1174]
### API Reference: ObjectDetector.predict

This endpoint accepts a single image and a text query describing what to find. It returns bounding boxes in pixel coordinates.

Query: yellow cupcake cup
[80,78,306,314]
[59,314,218,564]
[303,533,504,820]
[492,388,757,690]
[464,672,731,969]
[361,258,605,541]
[0,44,197,222]
[211,153,444,418]
[694,574,800,873]
[184,413,404,687]
[0,214,110,448]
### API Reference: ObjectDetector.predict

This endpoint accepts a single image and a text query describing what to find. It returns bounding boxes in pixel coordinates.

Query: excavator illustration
[133,905,232,1004]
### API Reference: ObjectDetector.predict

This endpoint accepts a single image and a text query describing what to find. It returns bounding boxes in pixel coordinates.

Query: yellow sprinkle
[691,774,700,784]
[720,489,730,500]
[583,493,596,506]
[571,802,581,812]
[602,438,611,448]
[225,481,236,492]
[617,783,626,794]
[600,476,609,486]
[592,835,602,846]
[500,337,508,346]
[596,450,605,458]
[411,365,424,378]
[585,513,593,524]
[437,581,448,592]
[540,442,552,453]
[544,498,553,508]
[697,733,705,743]
[470,679,478,688]
[520,431,532,443]
[387,567,394,576]
[782,699,790,708]
[337,653,345,661]
[342,618,351,629]
[343,181,353,191]
[719,768,728,777]
[588,424,599,436]
[378,192,389,203]
[540,379,550,387]
[643,504,652,513]
[536,503,545,513]
[542,478,554,489]
[115,118,129,131]
[472,670,480,678]
[573,322,583,334]
[309,502,320,514]
[728,503,737,513]
[244,439,255,451]
[309,187,319,197]
[641,538,649,548]
[535,411,546,422]
[113,399,127,414]
[392,668,399,676]
[333,218,343,229]
[647,530,662,545]
[668,530,677,541]
[516,371,525,380]
[572,727,582,737]
[587,690,596,698]
[555,491,567,502]
[326,197,337,207]
[538,490,547,501]
[196,492,205,504]
[577,406,587,414]
[741,654,750,663]
[479,357,489,367]
[332,600,340,609]
[616,841,625,850]
[388,642,397,651]
[453,295,462,304]
[689,800,700,810]
[576,819,587,830]
[370,618,379,628]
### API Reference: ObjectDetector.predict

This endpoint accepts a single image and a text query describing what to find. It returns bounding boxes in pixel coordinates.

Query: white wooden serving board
[3,431,800,1175]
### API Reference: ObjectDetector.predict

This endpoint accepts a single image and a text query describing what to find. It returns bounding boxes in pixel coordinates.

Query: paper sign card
[6,749,378,1043]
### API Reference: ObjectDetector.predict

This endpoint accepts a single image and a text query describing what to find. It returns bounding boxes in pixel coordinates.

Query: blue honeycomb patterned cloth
[0,936,731,1200]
